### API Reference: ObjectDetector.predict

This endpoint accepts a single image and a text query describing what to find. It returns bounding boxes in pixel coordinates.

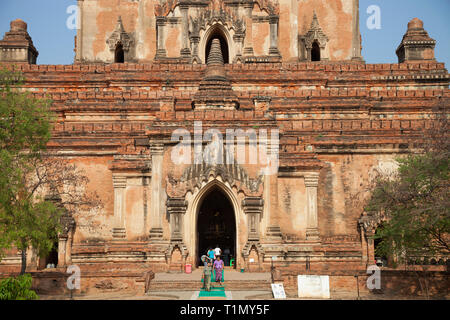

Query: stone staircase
[148,268,272,292]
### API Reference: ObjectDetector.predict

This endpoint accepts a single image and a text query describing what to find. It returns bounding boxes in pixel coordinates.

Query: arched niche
[205,31,229,64]
[185,179,242,268]
[199,24,234,64]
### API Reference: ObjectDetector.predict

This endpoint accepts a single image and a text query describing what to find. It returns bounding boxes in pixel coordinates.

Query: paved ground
[41,290,449,300]
[37,269,447,300]
[39,290,274,300]
[41,291,442,300]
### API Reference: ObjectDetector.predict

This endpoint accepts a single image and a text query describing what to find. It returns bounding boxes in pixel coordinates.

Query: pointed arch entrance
[195,185,237,268]
[200,24,232,64]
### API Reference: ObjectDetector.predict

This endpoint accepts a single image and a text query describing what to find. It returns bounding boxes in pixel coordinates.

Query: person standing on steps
[214,245,221,260]
[208,247,215,263]
[214,255,224,286]
[201,254,209,267]
[203,260,212,291]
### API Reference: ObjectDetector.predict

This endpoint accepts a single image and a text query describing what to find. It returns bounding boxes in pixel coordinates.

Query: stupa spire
[207,38,224,66]
[192,38,239,109]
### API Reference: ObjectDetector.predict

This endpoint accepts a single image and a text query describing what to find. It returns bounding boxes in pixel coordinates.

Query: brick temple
[0,0,448,296]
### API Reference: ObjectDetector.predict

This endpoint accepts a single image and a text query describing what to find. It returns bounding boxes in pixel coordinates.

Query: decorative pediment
[302,11,329,49]
[167,162,264,198]
[166,144,264,197]
[106,16,133,51]
[189,4,245,37]
[358,210,386,235]
[242,241,265,257]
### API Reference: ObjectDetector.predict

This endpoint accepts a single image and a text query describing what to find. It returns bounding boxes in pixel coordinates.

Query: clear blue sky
[0,0,449,66]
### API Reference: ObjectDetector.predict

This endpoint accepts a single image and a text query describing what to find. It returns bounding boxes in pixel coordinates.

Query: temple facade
[0,0,448,294]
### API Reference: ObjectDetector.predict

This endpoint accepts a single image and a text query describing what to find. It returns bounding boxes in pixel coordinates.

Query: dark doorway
[40,239,58,269]
[205,31,229,64]
[115,43,125,63]
[197,187,236,268]
[311,41,321,61]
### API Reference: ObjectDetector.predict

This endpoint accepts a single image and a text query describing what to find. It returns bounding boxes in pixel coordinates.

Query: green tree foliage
[367,106,450,265]
[0,68,62,273]
[0,274,38,300]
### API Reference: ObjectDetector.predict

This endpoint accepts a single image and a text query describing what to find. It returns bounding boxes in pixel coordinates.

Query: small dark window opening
[205,32,229,64]
[115,43,125,63]
[311,41,321,62]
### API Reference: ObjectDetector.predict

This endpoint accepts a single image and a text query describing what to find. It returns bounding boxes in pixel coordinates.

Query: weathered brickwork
[0,1,448,296]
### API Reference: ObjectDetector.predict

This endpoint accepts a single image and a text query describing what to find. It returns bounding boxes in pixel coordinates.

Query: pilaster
[155,16,167,58]
[243,3,254,56]
[268,15,280,56]
[112,175,127,240]
[305,173,320,241]
[242,197,264,241]
[179,5,191,57]
[149,142,164,239]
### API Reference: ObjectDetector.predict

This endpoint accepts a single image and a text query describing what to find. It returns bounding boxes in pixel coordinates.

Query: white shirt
[214,247,221,256]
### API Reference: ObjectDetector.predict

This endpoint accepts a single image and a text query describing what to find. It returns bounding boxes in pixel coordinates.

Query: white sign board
[297,275,330,299]
[271,283,286,299]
